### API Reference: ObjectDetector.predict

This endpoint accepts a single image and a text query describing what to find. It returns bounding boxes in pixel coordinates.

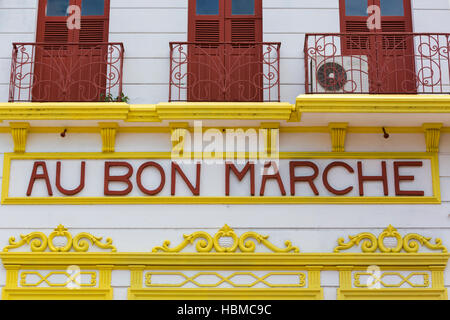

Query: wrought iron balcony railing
[169,42,281,102]
[305,33,450,94]
[9,42,124,102]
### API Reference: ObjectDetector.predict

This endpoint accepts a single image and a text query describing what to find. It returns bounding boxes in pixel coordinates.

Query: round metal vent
[317,62,348,91]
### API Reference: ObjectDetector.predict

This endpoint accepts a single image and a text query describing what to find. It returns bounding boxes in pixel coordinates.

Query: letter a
[27,162,53,196]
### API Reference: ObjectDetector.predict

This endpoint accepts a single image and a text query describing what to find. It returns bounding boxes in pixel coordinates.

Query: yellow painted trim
[0,102,130,120]
[1,253,449,269]
[0,102,296,122]
[0,125,448,135]
[1,152,440,205]
[154,102,295,120]
[2,288,113,300]
[128,288,323,300]
[296,94,450,113]
[337,288,447,300]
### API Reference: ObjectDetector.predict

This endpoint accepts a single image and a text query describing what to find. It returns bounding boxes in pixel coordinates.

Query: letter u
[56,161,86,196]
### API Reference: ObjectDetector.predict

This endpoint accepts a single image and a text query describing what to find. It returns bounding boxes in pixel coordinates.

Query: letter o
[136,162,166,196]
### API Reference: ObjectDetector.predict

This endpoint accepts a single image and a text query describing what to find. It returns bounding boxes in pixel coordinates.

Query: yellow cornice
[2,96,450,123]
[155,102,294,120]
[296,94,450,113]
[1,252,448,268]
[0,125,447,135]
[0,102,130,120]
[0,102,295,122]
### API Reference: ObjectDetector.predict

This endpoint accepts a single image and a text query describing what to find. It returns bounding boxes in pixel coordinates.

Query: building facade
[0,0,449,300]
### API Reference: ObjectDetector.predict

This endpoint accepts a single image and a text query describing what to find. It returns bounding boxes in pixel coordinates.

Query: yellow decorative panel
[152,225,299,253]
[354,272,429,288]
[1,226,115,300]
[334,225,446,253]
[335,226,448,300]
[0,225,448,300]
[145,272,307,288]
[3,224,116,253]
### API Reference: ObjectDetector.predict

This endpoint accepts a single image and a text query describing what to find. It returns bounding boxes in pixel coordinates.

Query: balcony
[304,33,450,94]
[169,42,281,102]
[9,42,124,102]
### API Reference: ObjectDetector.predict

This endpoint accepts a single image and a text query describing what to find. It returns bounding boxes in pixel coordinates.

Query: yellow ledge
[296,94,450,113]
[337,288,447,300]
[0,102,296,122]
[2,288,113,300]
[1,253,449,268]
[128,288,323,300]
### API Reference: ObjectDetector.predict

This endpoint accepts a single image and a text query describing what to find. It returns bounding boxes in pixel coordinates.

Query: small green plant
[100,92,130,103]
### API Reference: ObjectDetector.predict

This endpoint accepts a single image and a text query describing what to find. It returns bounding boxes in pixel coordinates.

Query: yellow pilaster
[97,265,114,299]
[337,266,353,300]
[128,265,145,300]
[307,266,323,292]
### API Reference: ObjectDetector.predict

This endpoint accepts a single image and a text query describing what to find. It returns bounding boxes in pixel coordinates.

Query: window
[196,0,219,15]
[46,0,69,16]
[380,0,404,16]
[345,0,368,16]
[232,0,255,15]
[81,0,105,16]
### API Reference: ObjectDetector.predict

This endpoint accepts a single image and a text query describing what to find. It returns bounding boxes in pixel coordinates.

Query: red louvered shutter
[377,0,415,93]
[339,0,372,54]
[35,0,110,101]
[225,1,262,101]
[188,0,225,101]
[34,1,73,101]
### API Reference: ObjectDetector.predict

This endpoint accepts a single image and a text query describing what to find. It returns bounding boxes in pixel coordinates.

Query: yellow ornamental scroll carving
[334,225,447,253]
[3,225,116,252]
[152,224,300,253]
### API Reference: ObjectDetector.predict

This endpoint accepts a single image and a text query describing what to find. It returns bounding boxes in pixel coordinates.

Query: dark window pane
[46,0,69,16]
[196,0,219,15]
[232,0,254,15]
[380,0,404,16]
[82,0,105,16]
[345,0,368,16]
